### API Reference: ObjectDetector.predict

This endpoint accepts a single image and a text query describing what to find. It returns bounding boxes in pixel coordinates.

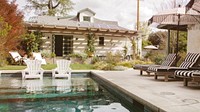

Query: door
[63,35,73,56]
[55,35,63,56]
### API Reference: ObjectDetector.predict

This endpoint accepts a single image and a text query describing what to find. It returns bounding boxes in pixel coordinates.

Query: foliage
[148,31,167,50]
[0,17,11,37]
[20,32,43,56]
[105,52,122,65]
[129,37,136,60]
[41,50,51,58]
[178,31,187,53]
[85,33,96,57]
[116,61,133,68]
[123,46,128,57]
[93,61,115,70]
[142,39,151,48]
[93,52,123,70]
[25,0,74,16]
[70,63,94,70]
[177,52,186,66]
[68,53,87,64]
[169,31,187,53]
[144,51,165,64]
[68,53,86,59]
[133,60,153,65]
[0,0,24,66]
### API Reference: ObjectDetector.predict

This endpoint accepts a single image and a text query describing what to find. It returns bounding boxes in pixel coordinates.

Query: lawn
[0,63,94,70]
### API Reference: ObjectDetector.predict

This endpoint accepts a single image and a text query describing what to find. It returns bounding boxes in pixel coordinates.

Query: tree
[25,0,74,16]
[0,17,11,66]
[0,0,24,66]
[20,32,43,56]
[148,31,168,50]
[153,0,188,11]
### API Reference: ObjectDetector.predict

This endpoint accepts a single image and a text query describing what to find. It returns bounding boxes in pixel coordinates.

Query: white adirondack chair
[52,79,71,93]
[32,52,47,65]
[52,59,72,79]
[22,60,44,80]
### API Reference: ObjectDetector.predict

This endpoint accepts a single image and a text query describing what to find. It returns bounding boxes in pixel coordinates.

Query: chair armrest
[168,67,187,70]
[188,67,200,70]
[157,67,187,72]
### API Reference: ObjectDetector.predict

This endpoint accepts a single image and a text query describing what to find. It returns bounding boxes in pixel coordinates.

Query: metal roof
[25,15,137,37]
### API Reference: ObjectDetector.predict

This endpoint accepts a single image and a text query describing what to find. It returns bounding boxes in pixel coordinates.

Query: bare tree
[153,0,189,12]
[25,0,74,16]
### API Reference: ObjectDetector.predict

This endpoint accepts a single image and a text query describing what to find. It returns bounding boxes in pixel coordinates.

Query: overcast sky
[15,0,189,30]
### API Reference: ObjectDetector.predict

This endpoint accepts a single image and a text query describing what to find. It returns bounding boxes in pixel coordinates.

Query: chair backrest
[56,60,71,74]
[161,53,177,66]
[25,60,42,75]
[9,51,22,62]
[179,53,200,68]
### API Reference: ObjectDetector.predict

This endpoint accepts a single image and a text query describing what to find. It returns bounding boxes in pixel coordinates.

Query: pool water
[0,75,130,112]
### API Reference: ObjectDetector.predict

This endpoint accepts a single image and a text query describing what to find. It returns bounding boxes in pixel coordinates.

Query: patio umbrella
[144,45,158,50]
[148,6,200,65]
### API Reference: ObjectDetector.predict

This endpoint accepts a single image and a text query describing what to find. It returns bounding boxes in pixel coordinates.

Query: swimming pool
[0,73,131,112]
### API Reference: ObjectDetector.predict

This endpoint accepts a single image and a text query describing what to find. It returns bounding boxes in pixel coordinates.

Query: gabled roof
[27,16,127,31]
[77,8,96,16]
[25,9,137,37]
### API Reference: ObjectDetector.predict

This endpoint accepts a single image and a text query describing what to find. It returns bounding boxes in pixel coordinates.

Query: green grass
[0,63,94,70]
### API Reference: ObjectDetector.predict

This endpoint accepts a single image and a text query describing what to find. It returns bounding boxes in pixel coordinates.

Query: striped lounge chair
[175,68,200,86]
[149,53,200,82]
[133,53,177,75]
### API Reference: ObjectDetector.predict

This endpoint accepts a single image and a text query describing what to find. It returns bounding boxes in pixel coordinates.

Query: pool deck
[2,69,200,112]
[92,69,200,112]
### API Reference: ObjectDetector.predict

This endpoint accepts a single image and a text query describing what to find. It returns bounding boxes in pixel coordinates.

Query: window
[83,16,91,22]
[99,37,104,46]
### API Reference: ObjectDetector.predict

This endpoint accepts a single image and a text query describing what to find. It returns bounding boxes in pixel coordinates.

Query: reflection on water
[22,79,43,93]
[0,77,130,112]
[52,79,71,93]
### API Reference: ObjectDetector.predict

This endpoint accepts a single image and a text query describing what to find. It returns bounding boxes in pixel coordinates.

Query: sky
[15,0,189,30]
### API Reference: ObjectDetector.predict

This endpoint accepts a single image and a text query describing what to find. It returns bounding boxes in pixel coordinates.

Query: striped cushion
[147,54,176,72]
[175,70,200,77]
[149,53,200,73]
[179,53,200,68]
[161,54,176,66]
[148,66,169,72]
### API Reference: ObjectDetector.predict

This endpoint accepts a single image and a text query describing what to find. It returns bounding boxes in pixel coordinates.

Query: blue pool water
[0,74,131,112]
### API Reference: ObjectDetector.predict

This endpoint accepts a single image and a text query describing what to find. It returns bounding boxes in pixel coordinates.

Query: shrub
[68,53,87,64]
[93,61,115,70]
[117,61,133,68]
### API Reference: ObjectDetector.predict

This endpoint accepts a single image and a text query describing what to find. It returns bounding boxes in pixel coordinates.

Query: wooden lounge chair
[52,59,72,79]
[32,52,47,65]
[175,68,200,86]
[9,51,26,65]
[149,53,200,81]
[133,53,177,75]
[22,60,44,80]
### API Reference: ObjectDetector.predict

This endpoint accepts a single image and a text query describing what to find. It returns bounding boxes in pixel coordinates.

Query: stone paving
[92,69,200,112]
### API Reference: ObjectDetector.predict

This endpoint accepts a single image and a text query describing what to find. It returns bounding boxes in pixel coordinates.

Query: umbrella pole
[176,14,181,66]
[167,29,170,54]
